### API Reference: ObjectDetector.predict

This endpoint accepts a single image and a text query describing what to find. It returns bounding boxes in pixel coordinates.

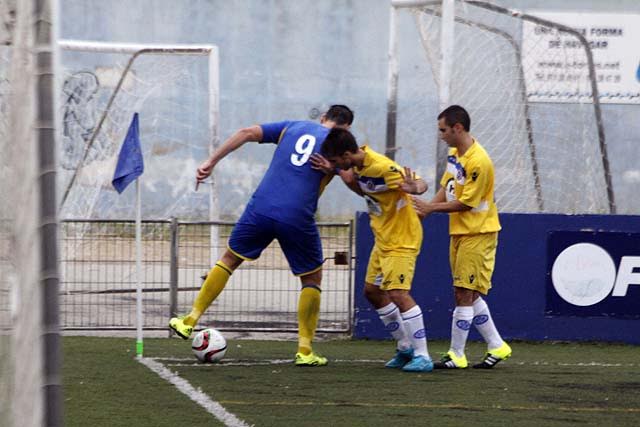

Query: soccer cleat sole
[295,361,327,367]
[472,346,512,369]
[169,319,192,340]
[385,348,415,369]
[294,353,328,367]
[402,356,434,372]
[434,351,468,369]
[170,326,191,340]
[434,360,467,369]
[472,357,504,369]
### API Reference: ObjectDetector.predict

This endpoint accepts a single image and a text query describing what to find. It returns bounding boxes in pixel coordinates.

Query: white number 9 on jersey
[290,134,316,166]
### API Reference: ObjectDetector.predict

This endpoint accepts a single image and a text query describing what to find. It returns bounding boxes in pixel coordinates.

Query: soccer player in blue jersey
[169,105,354,366]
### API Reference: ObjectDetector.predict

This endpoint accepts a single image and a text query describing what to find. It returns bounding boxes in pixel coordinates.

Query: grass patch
[64,337,640,426]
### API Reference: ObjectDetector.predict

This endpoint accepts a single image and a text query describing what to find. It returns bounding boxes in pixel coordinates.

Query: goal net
[57,41,220,221]
[389,0,614,214]
[1,0,60,426]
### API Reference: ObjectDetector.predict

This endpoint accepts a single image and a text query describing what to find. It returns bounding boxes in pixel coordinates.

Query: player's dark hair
[325,104,354,126]
[321,128,358,158]
[438,105,470,131]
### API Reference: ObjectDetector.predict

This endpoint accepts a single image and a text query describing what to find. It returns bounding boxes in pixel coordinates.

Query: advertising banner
[523,12,640,104]
[546,231,640,318]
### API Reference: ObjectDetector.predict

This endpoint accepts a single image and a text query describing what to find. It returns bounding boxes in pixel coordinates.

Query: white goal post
[56,40,221,223]
[387,0,615,214]
[54,39,223,357]
[1,0,60,426]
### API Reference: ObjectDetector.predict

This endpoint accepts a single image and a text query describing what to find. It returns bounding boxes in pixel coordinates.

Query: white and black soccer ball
[191,328,227,363]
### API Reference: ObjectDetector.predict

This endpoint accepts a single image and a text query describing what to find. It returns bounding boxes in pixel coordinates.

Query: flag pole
[111,112,144,356]
[135,177,143,357]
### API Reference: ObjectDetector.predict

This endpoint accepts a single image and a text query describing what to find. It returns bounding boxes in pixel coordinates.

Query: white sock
[376,303,411,351]
[401,305,429,358]
[450,306,474,358]
[473,297,504,350]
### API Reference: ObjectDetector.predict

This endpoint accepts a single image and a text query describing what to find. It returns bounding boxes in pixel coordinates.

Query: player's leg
[383,255,432,372]
[365,281,414,368]
[469,232,512,369]
[295,270,327,366]
[435,236,470,369]
[188,251,242,322]
[170,250,242,340]
[472,296,511,368]
[169,208,273,339]
[277,220,327,366]
[363,248,413,368]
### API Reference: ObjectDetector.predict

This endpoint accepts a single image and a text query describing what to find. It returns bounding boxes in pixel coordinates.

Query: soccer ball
[191,328,227,363]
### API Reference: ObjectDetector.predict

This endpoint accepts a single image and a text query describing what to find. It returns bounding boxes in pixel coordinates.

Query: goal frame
[56,40,221,222]
[387,0,615,213]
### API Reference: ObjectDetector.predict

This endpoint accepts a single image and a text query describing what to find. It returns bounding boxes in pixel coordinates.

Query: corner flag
[112,113,144,193]
[111,112,145,357]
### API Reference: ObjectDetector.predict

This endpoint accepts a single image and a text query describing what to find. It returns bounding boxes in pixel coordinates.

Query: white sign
[523,12,640,104]
[551,242,640,306]
[551,243,617,306]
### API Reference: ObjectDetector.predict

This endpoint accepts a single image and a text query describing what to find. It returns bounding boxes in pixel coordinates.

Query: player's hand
[399,167,419,194]
[195,160,215,191]
[411,196,432,219]
[310,153,334,175]
[196,159,214,180]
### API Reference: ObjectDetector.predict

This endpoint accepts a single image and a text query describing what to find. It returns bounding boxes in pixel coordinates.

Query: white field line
[151,357,637,368]
[138,357,252,427]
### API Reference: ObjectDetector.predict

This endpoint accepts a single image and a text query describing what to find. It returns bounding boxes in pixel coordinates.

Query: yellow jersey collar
[356,145,372,173]
[457,137,479,159]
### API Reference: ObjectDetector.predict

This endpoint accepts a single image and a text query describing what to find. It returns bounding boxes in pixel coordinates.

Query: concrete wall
[58,0,640,219]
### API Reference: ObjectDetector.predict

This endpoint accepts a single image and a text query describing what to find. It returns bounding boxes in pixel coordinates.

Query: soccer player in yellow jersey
[317,128,433,372]
[412,105,512,369]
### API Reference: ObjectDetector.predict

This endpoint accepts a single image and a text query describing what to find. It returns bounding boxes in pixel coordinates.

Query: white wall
[58,0,640,218]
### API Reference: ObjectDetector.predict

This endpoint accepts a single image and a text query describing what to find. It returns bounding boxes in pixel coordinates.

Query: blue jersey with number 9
[247,120,332,225]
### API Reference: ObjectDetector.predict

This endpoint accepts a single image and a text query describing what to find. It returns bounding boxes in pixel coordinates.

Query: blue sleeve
[260,121,292,144]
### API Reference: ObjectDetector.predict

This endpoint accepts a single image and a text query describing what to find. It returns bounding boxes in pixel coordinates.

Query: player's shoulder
[468,140,493,166]
[363,147,402,176]
[286,120,322,131]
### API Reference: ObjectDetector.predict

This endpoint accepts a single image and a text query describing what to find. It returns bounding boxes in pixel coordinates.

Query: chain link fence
[60,219,354,333]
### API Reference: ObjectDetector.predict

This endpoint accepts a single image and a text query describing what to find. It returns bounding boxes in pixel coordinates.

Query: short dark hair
[324,104,354,126]
[321,128,358,158]
[438,105,470,132]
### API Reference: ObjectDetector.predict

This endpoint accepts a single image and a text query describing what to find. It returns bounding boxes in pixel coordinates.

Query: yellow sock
[184,261,232,326]
[297,285,321,355]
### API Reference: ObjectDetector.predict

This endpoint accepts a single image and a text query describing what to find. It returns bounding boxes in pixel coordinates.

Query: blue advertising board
[354,212,640,344]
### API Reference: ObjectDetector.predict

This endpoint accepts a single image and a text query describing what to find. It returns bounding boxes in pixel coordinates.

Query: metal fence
[60,219,354,333]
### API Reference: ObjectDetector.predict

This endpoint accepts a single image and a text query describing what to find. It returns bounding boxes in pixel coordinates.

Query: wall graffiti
[61,71,103,170]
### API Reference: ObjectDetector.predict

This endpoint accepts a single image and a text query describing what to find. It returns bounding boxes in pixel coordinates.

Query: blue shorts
[228,207,323,276]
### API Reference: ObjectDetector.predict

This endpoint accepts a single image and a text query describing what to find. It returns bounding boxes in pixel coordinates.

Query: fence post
[169,217,179,337]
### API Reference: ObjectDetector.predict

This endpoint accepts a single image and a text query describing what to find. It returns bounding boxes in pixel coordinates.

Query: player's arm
[196,125,263,183]
[339,169,364,196]
[430,187,446,203]
[412,187,470,218]
[416,198,472,214]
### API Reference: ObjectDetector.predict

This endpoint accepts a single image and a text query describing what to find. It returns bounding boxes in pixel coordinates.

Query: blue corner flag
[112,113,144,194]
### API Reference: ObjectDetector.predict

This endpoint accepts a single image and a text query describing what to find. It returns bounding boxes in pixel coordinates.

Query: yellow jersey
[439,139,501,235]
[355,146,423,254]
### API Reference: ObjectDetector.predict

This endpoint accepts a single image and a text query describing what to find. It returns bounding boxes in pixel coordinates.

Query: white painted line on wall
[138,357,252,427]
